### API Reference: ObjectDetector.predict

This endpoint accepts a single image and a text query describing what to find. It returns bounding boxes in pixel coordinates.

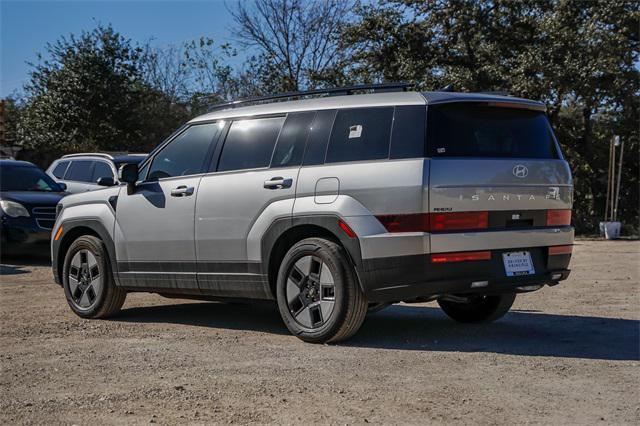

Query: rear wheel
[437,293,516,323]
[276,238,368,343]
[62,235,126,318]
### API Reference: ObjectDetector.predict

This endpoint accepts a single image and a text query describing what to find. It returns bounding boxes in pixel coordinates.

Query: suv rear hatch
[426,101,573,256]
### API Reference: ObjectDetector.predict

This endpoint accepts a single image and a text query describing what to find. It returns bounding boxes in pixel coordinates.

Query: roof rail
[61,153,114,160]
[207,82,414,112]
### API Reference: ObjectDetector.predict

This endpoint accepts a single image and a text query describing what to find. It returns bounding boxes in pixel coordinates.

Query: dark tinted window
[428,104,559,158]
[271,112,315,168]
[218,117,285,172]
[51,161,70,179]
[326,107,393,164]
[148,123,220,180]
[65,160,95,182]
[303,110,336,166]
[1,165,61,192]
[92,161,113,181]
[390,106,426,159]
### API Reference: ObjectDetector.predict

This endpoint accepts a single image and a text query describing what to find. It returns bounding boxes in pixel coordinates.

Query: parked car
[51,84,574,343]
[46,153,147,193]
[1,160,67,256]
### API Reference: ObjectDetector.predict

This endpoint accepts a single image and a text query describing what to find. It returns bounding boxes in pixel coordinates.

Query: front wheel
[437,293,516,323]
[62,235,126,319]
[276,238,368,343]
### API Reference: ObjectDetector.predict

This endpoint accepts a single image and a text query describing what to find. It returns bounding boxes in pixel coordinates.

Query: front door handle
[170,185,194,197]
[263,177,293,189]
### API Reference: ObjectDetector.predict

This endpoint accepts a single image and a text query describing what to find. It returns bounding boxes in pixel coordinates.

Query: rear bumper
[358,246,571,302]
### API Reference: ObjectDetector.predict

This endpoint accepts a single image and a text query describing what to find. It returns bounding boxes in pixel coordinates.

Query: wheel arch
[53,219,119,287]
[261,215,364,299]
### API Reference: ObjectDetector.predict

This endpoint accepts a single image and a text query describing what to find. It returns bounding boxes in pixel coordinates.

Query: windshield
[428,103,560,159]
[0,165,63,192]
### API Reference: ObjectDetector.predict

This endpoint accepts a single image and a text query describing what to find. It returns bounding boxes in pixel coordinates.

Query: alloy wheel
[68,249,102,309]
[286,255,336,329]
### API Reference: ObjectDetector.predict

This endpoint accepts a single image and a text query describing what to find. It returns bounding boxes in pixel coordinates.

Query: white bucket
[603,221,621,240]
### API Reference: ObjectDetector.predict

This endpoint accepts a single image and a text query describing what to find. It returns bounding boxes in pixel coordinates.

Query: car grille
[31,207,56,230]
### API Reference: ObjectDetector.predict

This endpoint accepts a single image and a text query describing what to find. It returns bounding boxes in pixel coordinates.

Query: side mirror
[96,176,116,187]
[119,164,139,194]
[57,182,67,191]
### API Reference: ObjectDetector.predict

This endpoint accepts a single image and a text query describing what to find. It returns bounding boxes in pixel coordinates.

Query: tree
[230,0,354,92]
[17,24,187,155]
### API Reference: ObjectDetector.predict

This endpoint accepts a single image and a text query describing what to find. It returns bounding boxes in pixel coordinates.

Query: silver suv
[51,84,574,343]
[47,153,147,193]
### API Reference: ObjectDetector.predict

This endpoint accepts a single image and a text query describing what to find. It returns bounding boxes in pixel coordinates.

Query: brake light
[549,245,573,255]
[375,213,430,233]
[431,251,492,263]
[430,211,488,232]
[546,209,571,226]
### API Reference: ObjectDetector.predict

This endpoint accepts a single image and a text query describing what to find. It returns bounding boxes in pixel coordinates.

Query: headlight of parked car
[0,200,30,218]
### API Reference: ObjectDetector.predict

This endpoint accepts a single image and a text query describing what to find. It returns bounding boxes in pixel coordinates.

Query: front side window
[92,161,113,182]
[147,123,221,181]
[325,107,394,164]
[52,161,70,179]
[217,117,285,172]
[65,160,95,182]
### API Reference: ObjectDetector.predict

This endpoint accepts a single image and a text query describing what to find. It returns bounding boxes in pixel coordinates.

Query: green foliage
[16,24,187,155]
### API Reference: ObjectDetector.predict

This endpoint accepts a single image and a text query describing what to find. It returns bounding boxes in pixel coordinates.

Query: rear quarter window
[325,107,394,164]
[428,103,559,159]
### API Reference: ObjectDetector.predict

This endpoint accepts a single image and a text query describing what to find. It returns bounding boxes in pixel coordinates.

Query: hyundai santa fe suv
[51,84,573,343]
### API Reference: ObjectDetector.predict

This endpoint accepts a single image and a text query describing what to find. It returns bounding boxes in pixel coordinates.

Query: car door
[195,112,315,298]
[115,122,223,292]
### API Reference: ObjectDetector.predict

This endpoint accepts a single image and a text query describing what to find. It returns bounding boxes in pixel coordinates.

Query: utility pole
[613,136,624,222]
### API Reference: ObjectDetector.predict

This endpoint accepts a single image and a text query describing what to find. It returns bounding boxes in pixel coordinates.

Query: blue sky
[1,0,241,97]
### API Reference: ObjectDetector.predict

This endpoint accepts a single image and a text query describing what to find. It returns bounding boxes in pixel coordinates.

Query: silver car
[51,84,574,343]
[46,153,147,193]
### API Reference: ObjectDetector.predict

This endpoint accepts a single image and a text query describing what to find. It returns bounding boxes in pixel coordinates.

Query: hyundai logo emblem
[513,165,529,178]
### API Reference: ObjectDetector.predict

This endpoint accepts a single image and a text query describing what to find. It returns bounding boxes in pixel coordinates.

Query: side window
[92,161,113,182]
[51,161,70,179]
[302,110,336,166]
[390,106,427,159]
[270,112,316,169]
[65,160,95,182]
[325,107,393,164]
[217,117,285,172]
[147,123,220,181]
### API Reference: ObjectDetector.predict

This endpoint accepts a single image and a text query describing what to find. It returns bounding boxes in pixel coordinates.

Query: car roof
[189,91,545,124]
[112,155,146,164]
[59,153,147,163]
[0,159,37,167]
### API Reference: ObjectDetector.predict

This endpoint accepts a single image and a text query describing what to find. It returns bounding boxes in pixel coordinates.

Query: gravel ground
[1,239,638,425]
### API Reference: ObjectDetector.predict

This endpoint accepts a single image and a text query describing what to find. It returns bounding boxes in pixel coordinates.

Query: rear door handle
[170,185,194,197]
[264,177,293,189]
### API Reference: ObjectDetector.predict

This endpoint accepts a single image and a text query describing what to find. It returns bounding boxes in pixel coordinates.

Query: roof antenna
[439,84,455,92]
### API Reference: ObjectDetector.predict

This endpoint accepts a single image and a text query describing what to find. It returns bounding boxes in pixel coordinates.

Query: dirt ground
[0,239,638,425]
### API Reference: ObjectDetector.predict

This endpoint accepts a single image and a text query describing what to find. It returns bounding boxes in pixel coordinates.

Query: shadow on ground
[115,302,639,362]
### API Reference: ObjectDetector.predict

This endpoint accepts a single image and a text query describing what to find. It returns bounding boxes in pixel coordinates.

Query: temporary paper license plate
[502,251,535,276]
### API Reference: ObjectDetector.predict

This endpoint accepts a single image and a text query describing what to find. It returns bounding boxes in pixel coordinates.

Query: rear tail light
[546,209,571,226]
[430,211,488,232]
[375,212,488,233]
[548,245,573,255]
[375,213,430,233]
[431,250,491,263]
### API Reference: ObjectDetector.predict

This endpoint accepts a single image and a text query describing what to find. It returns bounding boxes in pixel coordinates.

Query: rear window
[428,104,559,159]
[65,160,95,182]
[51,161,70,179]
[218,117,285,172]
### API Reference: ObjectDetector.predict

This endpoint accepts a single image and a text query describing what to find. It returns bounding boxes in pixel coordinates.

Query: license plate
[502,251,535,276]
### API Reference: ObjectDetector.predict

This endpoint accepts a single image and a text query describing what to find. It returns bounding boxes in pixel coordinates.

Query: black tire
[367,302,392,314]
[62,235,126,319]
[437,293,516,324]
[276,238,368,343]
